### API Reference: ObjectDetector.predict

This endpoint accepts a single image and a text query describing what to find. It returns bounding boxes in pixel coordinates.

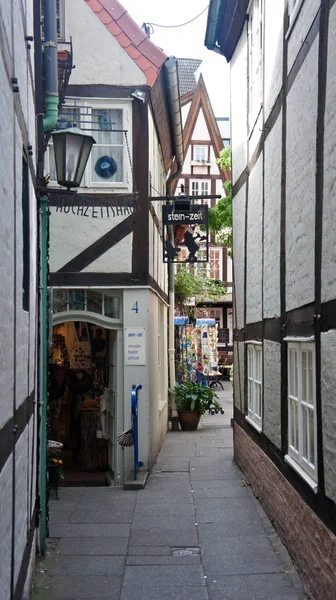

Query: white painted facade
[48,0,171,486]
[0,0,38,597]
[229,0,336,541]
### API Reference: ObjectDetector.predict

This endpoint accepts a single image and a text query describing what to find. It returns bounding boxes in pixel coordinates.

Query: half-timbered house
[174,73,233,359]
[205,0,336,597]
[47,0,183,487]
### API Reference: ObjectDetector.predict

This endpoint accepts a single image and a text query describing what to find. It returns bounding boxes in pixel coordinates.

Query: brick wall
[234,423,336,600]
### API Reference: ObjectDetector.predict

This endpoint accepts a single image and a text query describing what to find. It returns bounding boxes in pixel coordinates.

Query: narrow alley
[32,385,304,600]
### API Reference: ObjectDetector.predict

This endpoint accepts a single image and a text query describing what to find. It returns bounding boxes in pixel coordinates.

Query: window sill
[245,415,262,433]
[285,454,318,493]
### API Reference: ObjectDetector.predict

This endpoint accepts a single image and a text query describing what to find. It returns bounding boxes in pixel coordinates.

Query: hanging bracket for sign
[162,204,209,264]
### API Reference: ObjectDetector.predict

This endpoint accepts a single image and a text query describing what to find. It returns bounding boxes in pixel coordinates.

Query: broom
[117,428,134,447]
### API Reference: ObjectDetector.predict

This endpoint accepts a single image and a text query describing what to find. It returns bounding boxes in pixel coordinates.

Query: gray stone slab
[129,515,198,547]
[197,517,265,539]
[127,546,171,556]
[69,508,134,524]
[153,461,190,472]
[49,575,122,598]
[123,565,205,588]
[140,473,191,497]
[49,510,75,524]
[126,555,201,565]
[134,499,194,516]
[136,493,192,505]
[201,535,285,576]
[120,585,208,600]
[49,555,125,576]
[194,497,255,511]
[190,466,241,481]
[206,573,299,600]
[56,537,129,556]
[192,480,252,499]
[190,452,234,467]
[195,506,261,525]
[49,523,130,538]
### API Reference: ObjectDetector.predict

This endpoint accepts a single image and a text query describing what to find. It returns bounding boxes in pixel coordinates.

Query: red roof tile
[85,0,167,86]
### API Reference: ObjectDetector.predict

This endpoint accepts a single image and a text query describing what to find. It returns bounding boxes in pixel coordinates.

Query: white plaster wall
[263,340,281,449]
[216,178,224,196]
[264,0,284,119]
[0,456,12,600]
[122,289,150,479]
[232,185,246,330]
[209,148,219,175]
[227,256,233,283]
[230,24,248,184]
[321,330,336,504]
[287,0,320,73]
[14,427,29,586]
[148,216,154,279]
[0,52,15,429]
[321,3,336,304]
[50,210,133,272]
[148,294,168,467]
[183,147,192,175]
[248,111,263,160]
[246,155,263,324]
[82,234,132,273]
[182,102,191,126]
[263,111,282,319]
[192,108,211,140]
[286,39,318,312]
[65,0,146,86]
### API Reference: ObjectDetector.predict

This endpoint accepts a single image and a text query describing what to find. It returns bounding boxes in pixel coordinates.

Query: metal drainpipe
[204,0,223,54]
[39,0,59,553]
[164,57,184,430]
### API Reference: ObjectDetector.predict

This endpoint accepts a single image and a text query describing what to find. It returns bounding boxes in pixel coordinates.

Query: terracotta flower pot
[178,411,201,431]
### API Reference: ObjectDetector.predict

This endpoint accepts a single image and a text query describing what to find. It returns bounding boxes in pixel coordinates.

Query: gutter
[204,0,224,54]
[163,57,184,428]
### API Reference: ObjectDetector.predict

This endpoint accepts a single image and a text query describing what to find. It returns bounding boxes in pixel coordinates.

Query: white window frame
[286,341,317,489]
[246,342,262,432]
[56,0,65,40]
[190,179,211,197]
[247,0,263,129]
[46,100,132,191]
[194,145,208,162]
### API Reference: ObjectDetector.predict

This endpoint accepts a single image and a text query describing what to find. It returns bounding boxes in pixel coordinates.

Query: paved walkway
[32,384,305,599]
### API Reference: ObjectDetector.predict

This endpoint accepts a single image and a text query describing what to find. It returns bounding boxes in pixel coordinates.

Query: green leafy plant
[169,381,222,415]
[174,266,225,318]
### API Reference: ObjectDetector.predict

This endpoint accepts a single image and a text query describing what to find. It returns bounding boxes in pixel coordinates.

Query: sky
[120,0,230,118]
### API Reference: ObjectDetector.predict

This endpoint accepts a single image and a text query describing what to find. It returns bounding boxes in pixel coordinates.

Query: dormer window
[194,145,208,161]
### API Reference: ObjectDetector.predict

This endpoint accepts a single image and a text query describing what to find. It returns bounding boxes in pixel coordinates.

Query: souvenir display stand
[175,319,218,381]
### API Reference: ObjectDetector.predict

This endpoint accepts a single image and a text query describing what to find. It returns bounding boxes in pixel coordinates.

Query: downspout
[39,0,59,553]
[164,57,184,430]
[43,0,59,131]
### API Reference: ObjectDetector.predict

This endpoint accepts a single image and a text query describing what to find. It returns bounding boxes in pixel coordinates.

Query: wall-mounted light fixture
[131,89,146,103]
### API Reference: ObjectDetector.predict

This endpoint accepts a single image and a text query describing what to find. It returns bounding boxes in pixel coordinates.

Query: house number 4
[132,301,139,314]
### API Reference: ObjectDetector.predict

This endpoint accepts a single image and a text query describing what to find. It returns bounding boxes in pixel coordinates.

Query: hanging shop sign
[162,204,209,264]
[48,192,139,218]
[124,327,146,366]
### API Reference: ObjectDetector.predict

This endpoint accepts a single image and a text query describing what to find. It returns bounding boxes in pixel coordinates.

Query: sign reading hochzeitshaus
[49,192,139,219]
[162,204,209,264]
[124,328,146,366]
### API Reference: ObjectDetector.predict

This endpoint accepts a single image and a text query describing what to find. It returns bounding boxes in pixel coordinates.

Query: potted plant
[169,381,223,431]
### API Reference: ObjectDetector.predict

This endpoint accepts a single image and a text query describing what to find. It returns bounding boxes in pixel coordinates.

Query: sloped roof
[85,0,168,86]
[177,58,202,96]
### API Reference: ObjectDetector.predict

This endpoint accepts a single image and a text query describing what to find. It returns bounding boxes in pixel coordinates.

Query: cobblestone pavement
[32,383,305,599]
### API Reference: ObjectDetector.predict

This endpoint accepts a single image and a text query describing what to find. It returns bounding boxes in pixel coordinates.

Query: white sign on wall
[124,327,146,365]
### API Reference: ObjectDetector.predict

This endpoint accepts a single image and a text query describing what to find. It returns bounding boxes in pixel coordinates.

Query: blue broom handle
[131,384,142,480]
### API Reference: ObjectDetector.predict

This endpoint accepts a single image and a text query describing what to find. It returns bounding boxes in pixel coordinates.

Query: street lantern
[51,127,96,189]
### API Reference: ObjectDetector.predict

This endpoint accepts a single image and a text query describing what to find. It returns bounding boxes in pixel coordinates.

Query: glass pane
[290,399,298,451]
[92,109,123,144]
[255,382,261,418]
[87,290,102,314]
[310,409,315,465]
[53,289,67,313]
[104,295,120,319]
[302,406,308,460]
[248,380,253,411]
[91,145,123,183]
[69,289,85,310]
[302,351,307,402]
[308,350,314,405]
